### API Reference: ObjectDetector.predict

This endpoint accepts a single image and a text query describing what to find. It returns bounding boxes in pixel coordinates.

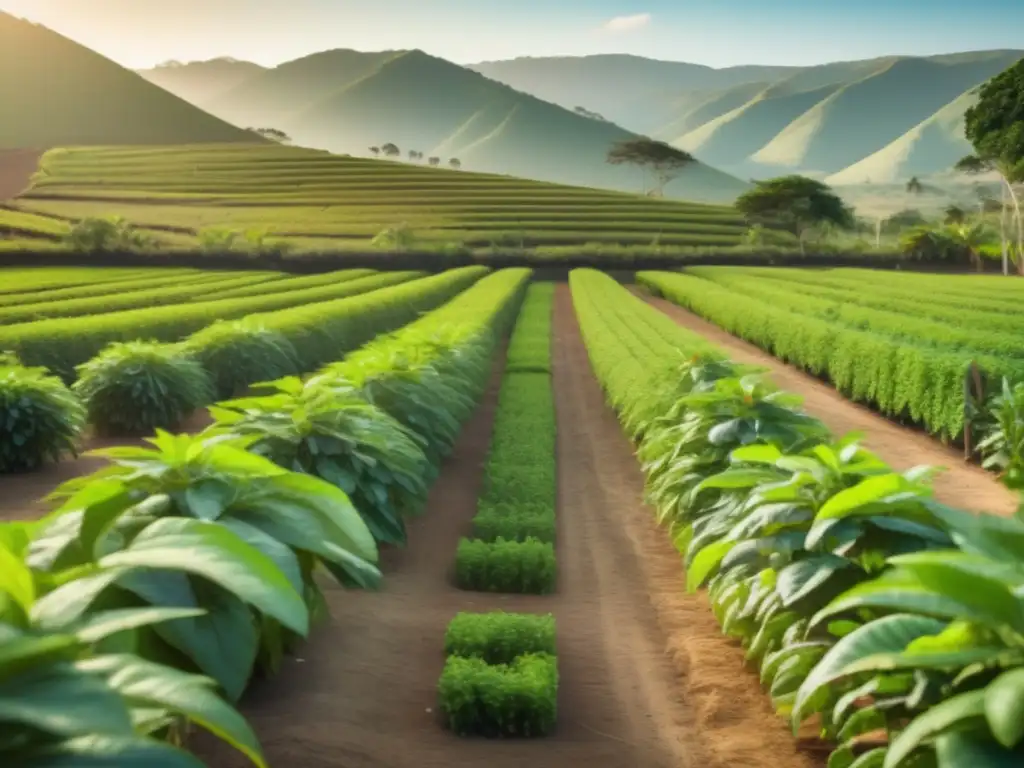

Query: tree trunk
[875,218,881,249]
[1000,178,1010,275]
[1005,179,1023,276]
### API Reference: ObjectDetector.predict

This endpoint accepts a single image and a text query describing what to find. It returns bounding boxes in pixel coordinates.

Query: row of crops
[1,267,572,764]
[572,268,1024,767]
[639,267,1024,455]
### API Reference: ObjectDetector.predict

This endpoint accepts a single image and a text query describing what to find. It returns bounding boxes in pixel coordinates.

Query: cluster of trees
[248,127,291,144]
[574,106,608,121]
[368,144,461,169]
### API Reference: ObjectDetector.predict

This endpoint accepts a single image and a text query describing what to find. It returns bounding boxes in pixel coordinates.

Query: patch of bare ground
[0,149,43,200]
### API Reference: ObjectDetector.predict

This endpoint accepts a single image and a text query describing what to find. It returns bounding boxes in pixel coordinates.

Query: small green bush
[184,319,299,398]
[64,216,155,253]
[0,364,85,472]
[438,653,557,737]
[444,612,555,665]
[74,341,213,435]
[472,503,555,543]
[454,537,556,594]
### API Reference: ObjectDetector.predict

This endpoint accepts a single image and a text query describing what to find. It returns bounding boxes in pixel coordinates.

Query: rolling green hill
[469,54,798,133]
[208,49,402,128]
[6,144,752,252]
[188,49,747,203]
[136,58,268,109]
[751,55,1017,174]
[826,90,978,185]
[0,12,260,147]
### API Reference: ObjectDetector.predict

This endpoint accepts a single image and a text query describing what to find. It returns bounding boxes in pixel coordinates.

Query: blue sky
[1,0,1022,68]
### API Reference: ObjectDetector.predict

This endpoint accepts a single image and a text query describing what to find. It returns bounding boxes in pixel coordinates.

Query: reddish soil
[0,409,213,522]
[640,292,1018,517]
[0,149,42,200]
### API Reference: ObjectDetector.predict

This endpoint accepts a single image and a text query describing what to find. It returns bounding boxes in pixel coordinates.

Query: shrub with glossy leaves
[185,319,300,399]
[0,362,84,472]
[74,341,213,435]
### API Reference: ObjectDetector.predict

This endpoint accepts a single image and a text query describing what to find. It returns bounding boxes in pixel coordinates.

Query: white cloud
[602,13,651,33]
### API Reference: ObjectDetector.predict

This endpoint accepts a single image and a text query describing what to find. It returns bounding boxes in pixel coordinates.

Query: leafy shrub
[454,537,556,594]
[185,319,299,399]
[444,611,556,665]
[504,284,554,374]
[207,376,431,547]
[74,341,213,435]
[975,376,1024,488]
[438,653,558,737]
[39,430,379,701]
[64,215,154,252]
[0,363,84,471]
[198,226,241,252]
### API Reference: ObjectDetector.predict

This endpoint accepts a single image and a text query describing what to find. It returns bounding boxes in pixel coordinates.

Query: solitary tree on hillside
[408,149,418,161]
[905,176,924,196]
[735,175,854,254]
[958,58,1024,274]
[944,204,967,225]
[606,138,696,198]
[449,158,462,170]
[381,143,400,158]
[428,156,441,167]
[249,127,291,144]
[369,146,381,157]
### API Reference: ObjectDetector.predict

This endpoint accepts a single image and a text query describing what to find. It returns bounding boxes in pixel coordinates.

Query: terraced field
[4,144,749,252]
[2,264,1022,768]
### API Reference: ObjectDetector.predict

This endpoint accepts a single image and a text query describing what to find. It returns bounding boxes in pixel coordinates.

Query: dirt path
[640,292,1017,517]
[0,149,42,200]
[196,292,818,768]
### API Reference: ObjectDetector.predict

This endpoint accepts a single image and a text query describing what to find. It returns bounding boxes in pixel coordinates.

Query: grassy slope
[11,144,750,249]
[826,90,978,185]
[0,12,259,147]
[276,51,748,203]
[652,82,770,143]
[751,54,1021,174]
[136,58,268,108]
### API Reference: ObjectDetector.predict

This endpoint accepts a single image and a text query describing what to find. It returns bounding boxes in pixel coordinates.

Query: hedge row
[454,284,557,594]
[0,269,419,381]
[0,267,212,308]
[691,267,1024,343]
[438,612,558,737]
[0,270,290,325]
[638,270,1024,439]
[571,268,1024,767]
[199,268,375,301]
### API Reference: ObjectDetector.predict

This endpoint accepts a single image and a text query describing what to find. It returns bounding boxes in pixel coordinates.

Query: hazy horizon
[1,0,1022,70]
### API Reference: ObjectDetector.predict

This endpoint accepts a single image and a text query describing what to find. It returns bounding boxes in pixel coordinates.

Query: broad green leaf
[817,474,924,520]
[118,570,258,701]
[686,540,737,592]
[78,654,266,767]
[934,731,1024,768]
[17,734,206,767]
[730,444,783,464]
[698,467,781,491]
[885,689,986,767]
[218,517,303,596]
[100,517,308,635]
[793,614,946,727]
[985,668,1024,749]
[183,480,235,522]
[72,607,206,644]
[776,556,856,609]
[0,665,134,737]
[848,748,887,768]
[0,632,82,679]
[32,569,132,630]
[0,539,35,614]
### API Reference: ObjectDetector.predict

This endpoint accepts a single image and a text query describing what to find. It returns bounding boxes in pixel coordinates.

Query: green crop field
[7,144,750,252]
[1,263,1023,767]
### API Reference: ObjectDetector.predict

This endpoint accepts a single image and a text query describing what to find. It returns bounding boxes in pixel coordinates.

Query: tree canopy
[607,138,696,196]
[248,127,291,144]
[735,175,854,244]
[964,57,1024,182]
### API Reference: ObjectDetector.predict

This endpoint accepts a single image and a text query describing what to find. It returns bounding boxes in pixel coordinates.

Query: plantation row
[639,268,1024,440]
[572,268,1024,767]
[455,284,557,595]
[2,268,495,471]
[2,268,543,764]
